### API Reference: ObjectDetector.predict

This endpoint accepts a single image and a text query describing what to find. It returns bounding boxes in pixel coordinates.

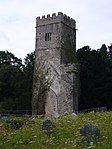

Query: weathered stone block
[33,12,78,118]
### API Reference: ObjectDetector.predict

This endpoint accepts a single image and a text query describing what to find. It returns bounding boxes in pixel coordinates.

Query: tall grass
[0,112,112,149]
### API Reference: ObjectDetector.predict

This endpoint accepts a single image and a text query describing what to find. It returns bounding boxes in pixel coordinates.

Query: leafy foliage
[22,52,35,112]
[6,119,24,130]
[77,45,112,110]
[0,51,34,113]
[1,42,112,114]
[32,63,52,115]
[61,33,76,64]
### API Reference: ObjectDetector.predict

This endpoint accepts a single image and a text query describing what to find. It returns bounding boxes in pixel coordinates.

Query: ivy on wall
[32,62,52,115]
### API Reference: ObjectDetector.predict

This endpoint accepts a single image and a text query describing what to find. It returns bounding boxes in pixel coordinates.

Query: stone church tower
[33,12,78,118]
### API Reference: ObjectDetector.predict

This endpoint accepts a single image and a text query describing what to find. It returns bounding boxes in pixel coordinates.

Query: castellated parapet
[33,12,78,118]
[36,12,76,29]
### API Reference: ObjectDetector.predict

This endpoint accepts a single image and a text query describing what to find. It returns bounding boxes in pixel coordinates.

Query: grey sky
[0,0,112,60]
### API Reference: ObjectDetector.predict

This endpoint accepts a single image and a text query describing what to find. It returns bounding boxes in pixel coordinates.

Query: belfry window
[45,32,51,41]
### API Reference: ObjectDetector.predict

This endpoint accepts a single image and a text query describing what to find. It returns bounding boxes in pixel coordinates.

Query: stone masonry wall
[33,12,78,118]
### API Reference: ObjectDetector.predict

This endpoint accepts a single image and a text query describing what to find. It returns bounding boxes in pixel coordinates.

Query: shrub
[6,119,24,130]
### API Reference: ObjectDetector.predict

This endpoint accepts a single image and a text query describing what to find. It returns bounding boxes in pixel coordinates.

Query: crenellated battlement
[36,12,76,28]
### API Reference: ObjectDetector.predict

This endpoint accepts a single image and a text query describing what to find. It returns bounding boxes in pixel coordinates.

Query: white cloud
[0,0,112,59]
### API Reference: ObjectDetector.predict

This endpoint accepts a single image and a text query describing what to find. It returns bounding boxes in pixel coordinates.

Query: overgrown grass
[0,112,112,149]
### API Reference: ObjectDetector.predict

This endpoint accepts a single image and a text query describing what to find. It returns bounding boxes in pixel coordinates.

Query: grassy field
[0,112,112,149]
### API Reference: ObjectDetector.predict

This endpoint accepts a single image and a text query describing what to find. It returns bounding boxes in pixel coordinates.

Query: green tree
[0,51,35,113]
[77,45,112,111]
[98,44,107,60]
[22,52,35,112]
[0,51,23,112]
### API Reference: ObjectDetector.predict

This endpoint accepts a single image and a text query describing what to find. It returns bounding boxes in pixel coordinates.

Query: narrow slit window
[45,32,51,41]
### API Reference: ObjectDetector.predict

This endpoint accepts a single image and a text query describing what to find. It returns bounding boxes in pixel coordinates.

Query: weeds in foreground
[0,112,112,148]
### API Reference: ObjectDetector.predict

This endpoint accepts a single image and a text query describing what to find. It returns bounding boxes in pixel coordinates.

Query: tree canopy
[0,44,112,114]
[0,51,34,114]
[77,44,112,110]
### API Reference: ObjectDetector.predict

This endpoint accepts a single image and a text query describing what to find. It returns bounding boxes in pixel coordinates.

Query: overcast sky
[0,0,112,60]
